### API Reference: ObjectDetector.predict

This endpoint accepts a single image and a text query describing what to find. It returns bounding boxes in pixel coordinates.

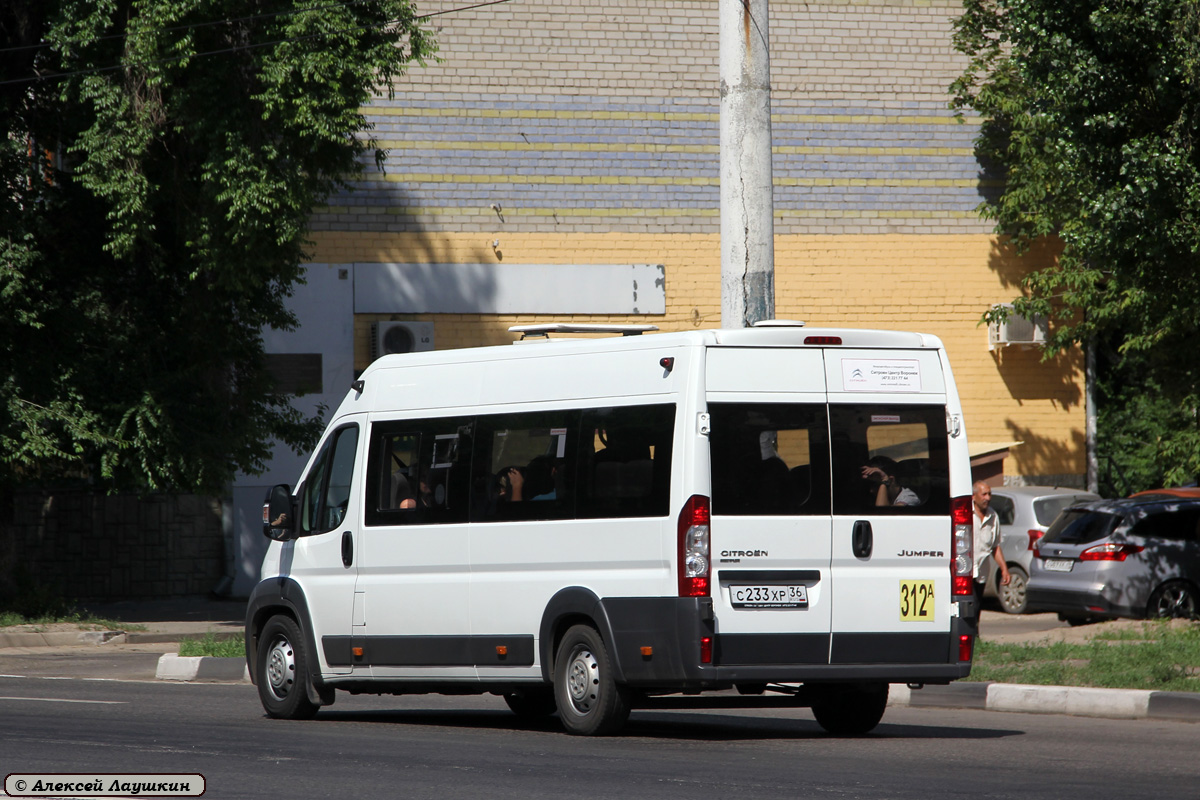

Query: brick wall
[315,0,987,236]
[302,0,1085,484]
[315,229,1083,482]
[0,491,225,602]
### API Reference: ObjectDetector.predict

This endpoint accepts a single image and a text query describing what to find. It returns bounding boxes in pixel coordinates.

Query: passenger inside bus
[861,456,919,507]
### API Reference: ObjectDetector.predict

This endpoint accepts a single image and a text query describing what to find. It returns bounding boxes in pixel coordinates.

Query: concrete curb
[0,630,128,648]
[889,682,1200,723]
[155,653,250,683]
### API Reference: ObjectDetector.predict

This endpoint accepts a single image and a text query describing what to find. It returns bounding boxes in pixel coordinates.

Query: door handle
[852,520,873,559]
[341,530,354,568]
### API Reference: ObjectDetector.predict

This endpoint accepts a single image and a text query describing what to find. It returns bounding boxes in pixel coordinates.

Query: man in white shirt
[973,481,1010,615]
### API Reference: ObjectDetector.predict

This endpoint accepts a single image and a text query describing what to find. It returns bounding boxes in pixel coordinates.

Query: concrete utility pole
[720,0,775,329]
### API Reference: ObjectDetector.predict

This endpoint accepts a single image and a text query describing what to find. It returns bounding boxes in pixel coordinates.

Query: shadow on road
[305,707,1022,742]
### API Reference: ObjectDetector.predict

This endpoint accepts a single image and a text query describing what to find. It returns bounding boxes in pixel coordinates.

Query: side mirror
[262,484,298,541]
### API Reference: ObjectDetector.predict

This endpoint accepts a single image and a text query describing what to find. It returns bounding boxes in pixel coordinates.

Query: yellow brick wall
[310,231,1084,483]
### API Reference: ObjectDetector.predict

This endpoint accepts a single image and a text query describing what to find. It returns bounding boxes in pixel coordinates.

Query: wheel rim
[265,635,296,700]
[565,646,600,715]
[1000,571,1027,613]
[1155,585,1196,619]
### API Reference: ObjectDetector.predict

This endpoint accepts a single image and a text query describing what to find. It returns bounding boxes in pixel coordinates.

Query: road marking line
[0,696,126,704]
[0,675,174,685]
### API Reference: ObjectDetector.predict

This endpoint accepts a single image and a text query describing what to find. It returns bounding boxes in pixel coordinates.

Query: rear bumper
[600,596,974,690]
[1026,586,1138,619]
[680,661,972,686]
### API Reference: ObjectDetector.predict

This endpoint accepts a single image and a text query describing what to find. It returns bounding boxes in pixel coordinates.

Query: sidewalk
[0,596,245,648]
[0,596,247,683]
[0,600,1197,723]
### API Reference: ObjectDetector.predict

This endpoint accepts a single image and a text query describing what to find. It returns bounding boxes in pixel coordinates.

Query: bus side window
[365,420,471,527]
[471,410,577,522]
[578,404,674,519]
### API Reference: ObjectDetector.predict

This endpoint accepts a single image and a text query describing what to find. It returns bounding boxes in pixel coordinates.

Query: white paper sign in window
[841,359,922,393]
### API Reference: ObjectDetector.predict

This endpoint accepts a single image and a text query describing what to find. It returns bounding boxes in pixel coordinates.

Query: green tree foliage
[951,0,1200,489]
[1095,339,1196,493]
[0,1,434,493]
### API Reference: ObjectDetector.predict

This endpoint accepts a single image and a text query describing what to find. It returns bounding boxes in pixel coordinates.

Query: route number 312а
[899,580,934,621]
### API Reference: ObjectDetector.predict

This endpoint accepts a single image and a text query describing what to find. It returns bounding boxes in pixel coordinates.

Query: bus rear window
[829,405,950,515]
[708,403,830,516]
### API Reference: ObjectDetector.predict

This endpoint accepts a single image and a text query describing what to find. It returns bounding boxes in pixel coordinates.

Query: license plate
[730,584,808,608]
[899,580,934,621]
[1044,558,1074,573]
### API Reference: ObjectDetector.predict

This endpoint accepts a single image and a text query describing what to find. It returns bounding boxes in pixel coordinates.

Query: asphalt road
[2,675,1197,800]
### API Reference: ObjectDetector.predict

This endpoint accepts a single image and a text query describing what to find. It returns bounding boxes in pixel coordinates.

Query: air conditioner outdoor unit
[371,321,435,360]
[988,303,1048,350]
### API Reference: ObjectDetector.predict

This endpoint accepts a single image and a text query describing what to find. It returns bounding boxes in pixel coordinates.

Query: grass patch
[178,632,244,658]
[969,620,1200,693]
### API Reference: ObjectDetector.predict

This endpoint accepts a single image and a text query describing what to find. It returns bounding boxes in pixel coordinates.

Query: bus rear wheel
[553,624,631,735]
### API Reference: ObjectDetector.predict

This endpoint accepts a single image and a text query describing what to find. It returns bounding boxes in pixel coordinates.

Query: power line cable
[419,0,511,19]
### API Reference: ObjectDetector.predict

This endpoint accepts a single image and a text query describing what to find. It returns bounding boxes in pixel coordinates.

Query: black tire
[503,687,558,718]
[256,615,320,720]
[552,624,631,736]
[811,683,889,735]
[998,565,1029,615]
[1147,580,1199,620]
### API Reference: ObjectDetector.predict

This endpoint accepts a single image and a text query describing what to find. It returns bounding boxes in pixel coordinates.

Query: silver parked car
[1027,495,1200,622]
[984,486,1100,614]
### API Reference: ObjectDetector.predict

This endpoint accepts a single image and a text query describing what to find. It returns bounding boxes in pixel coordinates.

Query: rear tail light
[951,495,974,596]
[1027,529,1044,551]
[1079,543,1144,562]
[959,634,973,662]
[678,495,711,597]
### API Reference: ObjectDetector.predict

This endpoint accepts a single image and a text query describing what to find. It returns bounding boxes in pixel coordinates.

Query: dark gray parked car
[1027,495,1200,622]
[984,486,1100,614]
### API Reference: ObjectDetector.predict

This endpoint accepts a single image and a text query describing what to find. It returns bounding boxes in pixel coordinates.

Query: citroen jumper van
[246,323,978,735]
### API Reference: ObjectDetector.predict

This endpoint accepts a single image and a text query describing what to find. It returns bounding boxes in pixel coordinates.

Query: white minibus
[246,322,978,735]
